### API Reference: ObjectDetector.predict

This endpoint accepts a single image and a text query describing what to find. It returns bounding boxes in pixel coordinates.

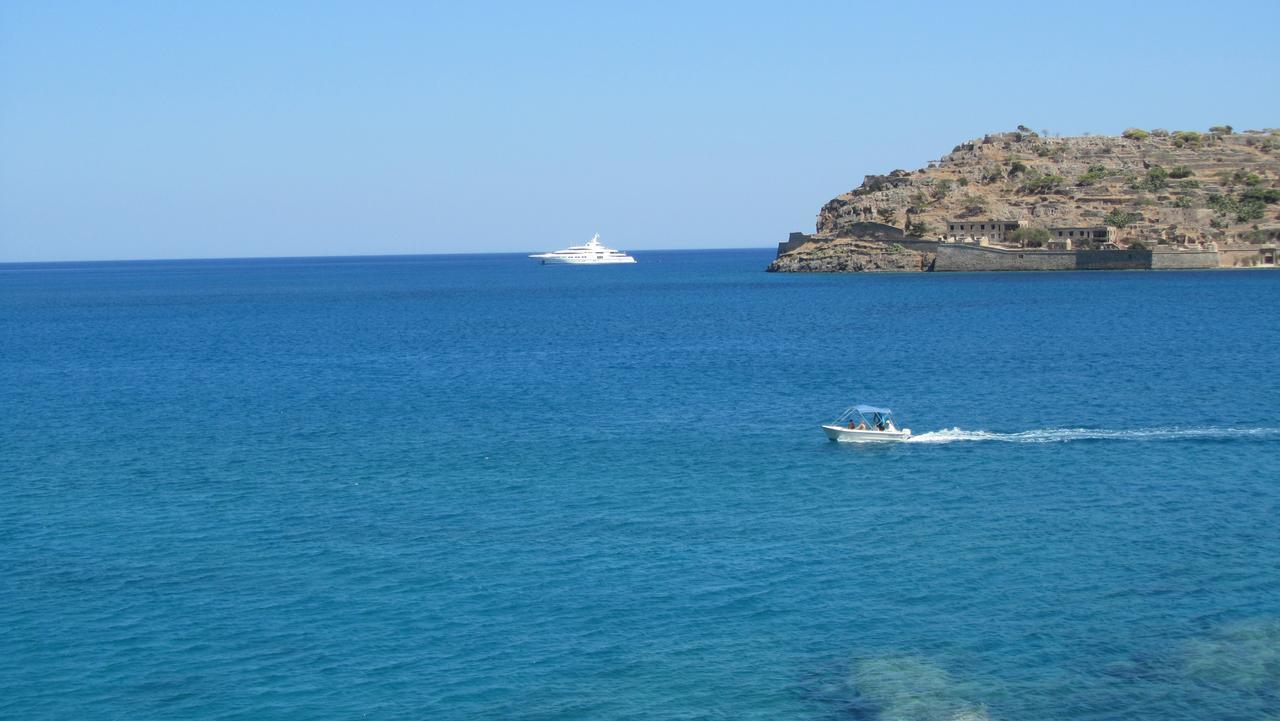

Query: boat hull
[822,424,911,442]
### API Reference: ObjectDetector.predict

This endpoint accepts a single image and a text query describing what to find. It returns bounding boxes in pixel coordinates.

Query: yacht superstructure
[529,234,637,265]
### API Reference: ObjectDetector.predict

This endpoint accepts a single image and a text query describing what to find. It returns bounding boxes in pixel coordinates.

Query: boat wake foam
[906,426,1280,444]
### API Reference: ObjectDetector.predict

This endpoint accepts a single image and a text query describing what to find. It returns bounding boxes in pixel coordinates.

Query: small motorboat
[822,404,911,442]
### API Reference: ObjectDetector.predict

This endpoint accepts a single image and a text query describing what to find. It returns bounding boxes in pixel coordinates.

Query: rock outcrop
[767,238,934,272]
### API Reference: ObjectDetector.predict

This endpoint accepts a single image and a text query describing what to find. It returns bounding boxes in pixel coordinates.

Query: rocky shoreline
[766,238,933,272]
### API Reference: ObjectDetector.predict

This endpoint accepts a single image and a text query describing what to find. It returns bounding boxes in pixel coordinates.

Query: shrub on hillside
[1076,164,1108,186]
[906,221,932,238]
[1241,187,1280,204]
[959,195,987,217]
[1021,174,1065,194]
[1140,166,1169,191]
[1206,193,1236,214]
[1239,171,1263,187]
[1237,199,1266,222]
[1172,131,1203,148]
[1168,165,1194,179]
[1122,128,1150,140]
[1105,209,1141,228]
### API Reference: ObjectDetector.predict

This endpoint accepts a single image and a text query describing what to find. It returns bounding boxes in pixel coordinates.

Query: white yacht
[529,234,637,265]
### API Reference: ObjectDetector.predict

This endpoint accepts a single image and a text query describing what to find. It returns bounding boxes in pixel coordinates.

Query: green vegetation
[1137,165,1169,191]
[1008,226,1050,247]
[931,179,953,200]
[1168,165,1194,179]
[1207,190,1273,222]
[1172,130,1203,148]
[1076,164,1107,186]
[1104,209,1141,228]
[1172,196,1196,209]
[906,220,932,238]
[876,207,898,224]
[1209,125,1233,135]
[1206,193,1234,213]
[1237,200,1266,222]
[1021,174,1065,194]
[981,165,1004,183]
[1150,128,1170,137]
[1222,170,1263,187]
[957,177,969,187]
[1007,160,1029,176]
[1241,228,1280,243]
[1241,187,1280,204]
[959,194,987,217]
[1179,179,1201,189]
[1122,128,1150,140]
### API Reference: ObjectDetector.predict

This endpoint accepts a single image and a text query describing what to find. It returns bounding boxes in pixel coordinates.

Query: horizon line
[0,246,778,266]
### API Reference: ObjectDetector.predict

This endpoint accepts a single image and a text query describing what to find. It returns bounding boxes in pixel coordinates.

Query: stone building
[1049,226,1113,244]
[946,220,1020,244]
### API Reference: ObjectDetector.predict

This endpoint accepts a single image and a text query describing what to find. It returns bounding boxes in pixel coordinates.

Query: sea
[2,249,1278,721]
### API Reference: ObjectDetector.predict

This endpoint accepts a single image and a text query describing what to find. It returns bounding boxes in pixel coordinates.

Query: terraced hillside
[816,126,1280,247]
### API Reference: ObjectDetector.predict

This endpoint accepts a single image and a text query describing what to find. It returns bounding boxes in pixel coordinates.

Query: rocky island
[769,126,1280,272]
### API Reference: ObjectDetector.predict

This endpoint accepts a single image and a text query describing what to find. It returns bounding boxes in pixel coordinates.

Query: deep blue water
[2,250,1279,721]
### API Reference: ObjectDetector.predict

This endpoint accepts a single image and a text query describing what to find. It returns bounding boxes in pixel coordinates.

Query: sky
[2,1,1278,262]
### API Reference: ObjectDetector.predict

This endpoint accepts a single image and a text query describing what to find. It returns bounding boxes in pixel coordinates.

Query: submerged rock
[1182,617,1280,691]
[849,656,994,721]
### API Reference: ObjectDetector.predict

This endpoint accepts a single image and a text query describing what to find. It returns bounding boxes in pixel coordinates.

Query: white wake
[906,426,1280,444]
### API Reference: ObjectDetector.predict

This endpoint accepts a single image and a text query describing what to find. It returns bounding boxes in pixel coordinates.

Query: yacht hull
[530,255,637,264]
[822,424,911,442]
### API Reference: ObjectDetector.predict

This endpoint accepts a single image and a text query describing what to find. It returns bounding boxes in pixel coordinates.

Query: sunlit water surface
[2,250,1278,720]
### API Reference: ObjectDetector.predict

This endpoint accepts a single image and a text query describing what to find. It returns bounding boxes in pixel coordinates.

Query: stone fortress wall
[932,243,1221,272]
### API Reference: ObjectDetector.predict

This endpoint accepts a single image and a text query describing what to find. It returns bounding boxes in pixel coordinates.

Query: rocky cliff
[770,126,1280,272]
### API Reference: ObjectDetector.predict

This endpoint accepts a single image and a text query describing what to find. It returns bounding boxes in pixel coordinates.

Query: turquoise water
[2,250,1279,720]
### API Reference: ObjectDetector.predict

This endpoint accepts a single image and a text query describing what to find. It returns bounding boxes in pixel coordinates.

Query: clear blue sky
[2,1,1278,261]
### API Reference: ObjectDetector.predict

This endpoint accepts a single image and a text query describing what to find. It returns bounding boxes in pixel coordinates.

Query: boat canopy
[831,404,899,427]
